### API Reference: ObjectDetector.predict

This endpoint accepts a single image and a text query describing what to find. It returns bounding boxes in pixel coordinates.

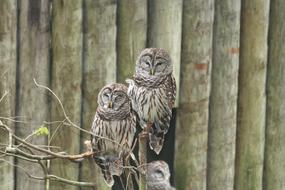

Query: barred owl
[146,160,175,190]
[127,48,176,154]
[90,83,137,187]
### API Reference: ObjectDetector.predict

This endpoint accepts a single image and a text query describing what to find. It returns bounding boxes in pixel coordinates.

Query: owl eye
[116,94,123,99]
[103,93,109,98]
[155,169,164,178]
[156,62,163,66]
[114,93,124,101]
[144,61,151,66]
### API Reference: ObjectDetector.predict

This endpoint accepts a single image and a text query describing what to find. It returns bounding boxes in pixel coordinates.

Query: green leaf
[35,126,49,136]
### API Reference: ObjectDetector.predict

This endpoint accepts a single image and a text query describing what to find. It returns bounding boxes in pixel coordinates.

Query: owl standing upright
[90,83,137,187]
[146,160,175,190]
[127,48,176,154]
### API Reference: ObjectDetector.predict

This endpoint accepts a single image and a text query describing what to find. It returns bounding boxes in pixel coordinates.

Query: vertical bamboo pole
[264,0,285,189]
[175,0,214,190]
[0,0,17,189]
[50,1,82,190]
[80,0,117,189]
[207,1,240,190]
[234,1,270,190]
[117,0,147,83]
[16,0,51,189]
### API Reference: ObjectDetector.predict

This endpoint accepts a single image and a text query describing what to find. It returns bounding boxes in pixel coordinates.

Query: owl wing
[90,113,104,152]
[90,111,137,186]
[166,74,176,108]
[90,113,116,187]
[91,112,137,155]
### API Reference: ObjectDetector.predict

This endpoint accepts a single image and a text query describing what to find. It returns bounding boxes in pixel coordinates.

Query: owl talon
[140,124,151,138]
[140,130,148,138]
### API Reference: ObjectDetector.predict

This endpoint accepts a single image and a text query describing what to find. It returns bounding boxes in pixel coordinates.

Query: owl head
[146,160,171,183]
[136,48,173,78]
[97,83,130,112]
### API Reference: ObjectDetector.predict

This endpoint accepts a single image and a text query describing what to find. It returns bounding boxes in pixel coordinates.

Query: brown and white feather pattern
[90,83,136,187]
[127,48,176,154]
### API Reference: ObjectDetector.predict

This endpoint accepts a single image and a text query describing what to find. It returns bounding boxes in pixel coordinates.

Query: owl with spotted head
[90,83,137,187]
[127,48,176,154]
[146,160,175,190]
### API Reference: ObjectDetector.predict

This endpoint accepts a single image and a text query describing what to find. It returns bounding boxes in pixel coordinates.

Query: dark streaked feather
[90,83,137,187]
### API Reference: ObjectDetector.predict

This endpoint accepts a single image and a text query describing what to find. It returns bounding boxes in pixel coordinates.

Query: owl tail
[149,131,165,155]
[101,168,114,187]
[94,156,114,187]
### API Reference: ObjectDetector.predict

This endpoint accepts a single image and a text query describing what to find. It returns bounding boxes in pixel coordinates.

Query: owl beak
[108,101,113,108]
[150,69,155,75]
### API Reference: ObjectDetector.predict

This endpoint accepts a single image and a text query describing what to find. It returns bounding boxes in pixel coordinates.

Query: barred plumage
[90,83,137,187]
[127,48,176,154]
[146,160,176,190]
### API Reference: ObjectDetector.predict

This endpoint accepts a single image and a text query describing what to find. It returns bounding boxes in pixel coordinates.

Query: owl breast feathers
[90,83,137,187]
[127,48,176,154]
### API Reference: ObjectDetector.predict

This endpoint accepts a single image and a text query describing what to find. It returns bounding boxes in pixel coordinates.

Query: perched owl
[90,83,137,187]
[126,48,176,154]
[146,160,175,190]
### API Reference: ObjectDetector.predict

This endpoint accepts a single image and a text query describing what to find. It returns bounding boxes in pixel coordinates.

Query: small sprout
[35,126,49,136]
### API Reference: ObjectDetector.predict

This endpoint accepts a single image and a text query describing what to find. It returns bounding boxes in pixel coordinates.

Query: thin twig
[0,158,44,180]
[48,119,65,144]
[0,90,8,103]
[46,175,95,187]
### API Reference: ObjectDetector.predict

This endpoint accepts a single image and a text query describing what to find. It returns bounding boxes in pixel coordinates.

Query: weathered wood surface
[264,0,285,189]
[2,1,285,190]
[234,1,270,190]
[207,1,240,190]
[147,0,182,107]
[16,0,51,189]
[117,0,147,83]
[50,1,82,190]
[80,0,117,189]
[175,0,214,190]
[0,1,17,190]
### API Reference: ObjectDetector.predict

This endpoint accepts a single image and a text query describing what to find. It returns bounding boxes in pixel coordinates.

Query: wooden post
[264,0,285,189]
[0,1,17,190]
[234,1,270,190]
[117,0,147,83]
[16,0,51,189]
[50,1,82,190]
[139,131,147,190]
[207,1,240,190]
[175,0,214,190]
[80,0,116,190]
[147,0,182,107]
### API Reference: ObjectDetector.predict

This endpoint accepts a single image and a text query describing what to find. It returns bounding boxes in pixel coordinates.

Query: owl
[90,83,137,187]
[126,48,176,154]
[146,160,175,190]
